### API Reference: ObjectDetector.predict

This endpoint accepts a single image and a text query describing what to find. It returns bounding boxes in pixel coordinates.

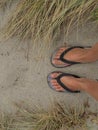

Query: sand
[0,4,98,118]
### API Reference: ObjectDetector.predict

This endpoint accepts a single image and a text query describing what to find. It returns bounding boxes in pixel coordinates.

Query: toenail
[48,76,52,81]
[51,74,55,78]
[53,60,56,64]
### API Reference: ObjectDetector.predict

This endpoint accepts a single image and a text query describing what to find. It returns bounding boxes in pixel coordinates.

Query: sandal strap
[55,73,80,93]
[60,46,84,65]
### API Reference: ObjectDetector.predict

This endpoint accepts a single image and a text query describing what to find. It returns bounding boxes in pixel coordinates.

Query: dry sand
[0,5,98,118]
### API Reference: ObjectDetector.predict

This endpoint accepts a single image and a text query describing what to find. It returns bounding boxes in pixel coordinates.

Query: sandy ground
[0,4,98,119]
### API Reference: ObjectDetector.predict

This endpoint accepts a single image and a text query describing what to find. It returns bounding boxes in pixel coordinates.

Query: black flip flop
[47,71,80,93]
[51,46,91,68]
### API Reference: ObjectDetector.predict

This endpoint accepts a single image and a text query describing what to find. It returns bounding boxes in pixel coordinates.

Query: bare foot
[78,78,98,101]
[52,47,92,66]
[49,72,82,92]
[49,72,98,101]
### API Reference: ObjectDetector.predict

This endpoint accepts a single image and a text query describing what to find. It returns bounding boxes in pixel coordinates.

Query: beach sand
[0,5,98,129]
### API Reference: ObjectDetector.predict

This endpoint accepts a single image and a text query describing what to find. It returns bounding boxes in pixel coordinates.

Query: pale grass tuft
[0,101,97,130]
[0,0,98,44]
[12,101,97,130]
[0,0,16,9]
[0,113,14,130]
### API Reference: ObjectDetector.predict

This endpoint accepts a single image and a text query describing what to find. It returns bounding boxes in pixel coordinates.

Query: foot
[48,72,98,100]
[49,72,82,92]
[52,47,92,66]
[80,78,98,101]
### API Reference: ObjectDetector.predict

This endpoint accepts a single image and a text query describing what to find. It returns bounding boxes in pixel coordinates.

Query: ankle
[76,78,89,91]
[78,78,98,92]
[82,48,97,62]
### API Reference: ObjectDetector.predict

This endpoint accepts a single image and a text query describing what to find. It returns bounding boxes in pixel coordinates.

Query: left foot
[48,71,98,100]
[48,72,82,92]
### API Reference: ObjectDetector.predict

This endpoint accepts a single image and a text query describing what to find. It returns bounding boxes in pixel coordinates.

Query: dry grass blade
[93,8,98,20]
[0,0,98,44]
[13,101,94,130]
[14,103,64,130]
[0,101,97,130]
[0,113,15,130]
[0,0,16,9]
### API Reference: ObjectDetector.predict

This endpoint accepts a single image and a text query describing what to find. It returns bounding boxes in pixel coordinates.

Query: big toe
[52,59,64,65]
[50,72,61,78]
[50,79,65,91]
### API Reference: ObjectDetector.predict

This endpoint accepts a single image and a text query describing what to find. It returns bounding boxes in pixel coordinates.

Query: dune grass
[0,113,14,130]
[0,0,16,9]
[10,101,98,130]
[0,101,97,130]
[0,0,98,44]
[93,8,98,20]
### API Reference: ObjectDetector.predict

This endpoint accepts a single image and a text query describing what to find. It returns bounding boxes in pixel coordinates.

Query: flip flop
[51,46,91,68]
[47,71,80,93]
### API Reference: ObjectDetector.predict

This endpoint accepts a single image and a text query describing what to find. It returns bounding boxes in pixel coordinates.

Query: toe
[51,80,65,91]
[56,88,65,91]
[50,72,61,78]
[55,85,65,91]
[51,81,58,86]
[59,47,67,52]
[54,60,65,65]
[52,47,69,66]
[57,84,65,90]
[48,74,65,92]
[54,54,60,59]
